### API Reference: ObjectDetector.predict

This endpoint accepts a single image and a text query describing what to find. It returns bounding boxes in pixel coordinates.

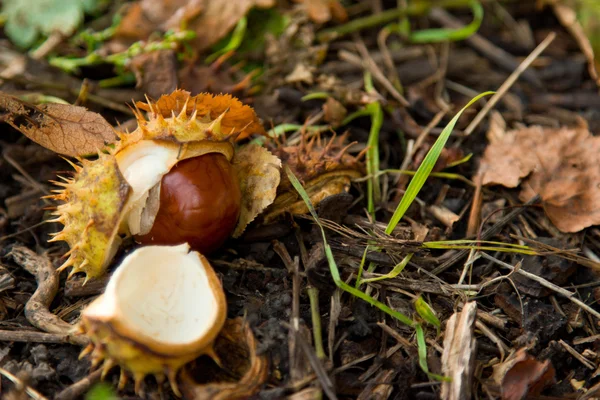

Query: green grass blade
[383,169,474,186]
[366,101,383,215]
[446,152,473,168]
[385,91,494,235]
[414,295,441,330]
[416,325,449,381]
[205,16,247,63]
[423,239,532,249]
[360,253,412,283]
[409,0,483,43]
[286,166,415,327]
[354,246,369,288]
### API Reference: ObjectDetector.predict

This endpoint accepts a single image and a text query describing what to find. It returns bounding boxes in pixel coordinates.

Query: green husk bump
[49,152,131,281]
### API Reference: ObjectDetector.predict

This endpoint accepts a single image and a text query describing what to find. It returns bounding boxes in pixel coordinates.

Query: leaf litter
[2,1,600,400]
[476,122,600,232]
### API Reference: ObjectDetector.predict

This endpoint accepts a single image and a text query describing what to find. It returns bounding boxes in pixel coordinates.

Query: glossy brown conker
[136,153,241,254]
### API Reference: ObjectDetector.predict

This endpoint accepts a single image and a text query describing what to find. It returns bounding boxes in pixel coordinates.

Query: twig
[462,32,556,137]
[0,367,48,400]
[474,320,508,361]
[8,246,88,346]
[558,340,595,370]
[2,151,50,197]
[284,322,338,400]
[431,195,540,275]
[429,8,542,86]
[0,330,81,344]
[480,252,600,321]
[353,38,409,106]
[54,370,102,400]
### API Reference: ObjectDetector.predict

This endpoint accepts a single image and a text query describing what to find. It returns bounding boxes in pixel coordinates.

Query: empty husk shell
[78,243,226,396]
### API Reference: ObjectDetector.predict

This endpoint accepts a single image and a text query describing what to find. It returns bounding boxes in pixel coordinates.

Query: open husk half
[78,243,226,396]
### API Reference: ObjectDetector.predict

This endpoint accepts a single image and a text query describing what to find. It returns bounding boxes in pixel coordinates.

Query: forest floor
[1,1,600,399]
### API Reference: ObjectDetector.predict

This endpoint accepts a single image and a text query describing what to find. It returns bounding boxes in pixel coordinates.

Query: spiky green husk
[49,153,131,281]
[49,91,267,280]
[78,318,217,396]
[263,132,365,222]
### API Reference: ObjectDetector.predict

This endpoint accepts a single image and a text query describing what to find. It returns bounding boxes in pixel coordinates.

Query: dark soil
[1,1,600,400]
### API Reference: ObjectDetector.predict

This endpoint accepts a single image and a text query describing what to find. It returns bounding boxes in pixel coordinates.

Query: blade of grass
[307,287,326,360]
[414,296,441,330]
[354,246,369,289]
[382,169,474,186]
[286,165,415,328]
[409,0,483,43]
[415,325,448,380]
[385,91,494,235]
[445,152,473,168]
[360,253,412,283]
[205,16,247,63]
[362,72,383,216]
[366,101,383,216]
[424,239,533,249]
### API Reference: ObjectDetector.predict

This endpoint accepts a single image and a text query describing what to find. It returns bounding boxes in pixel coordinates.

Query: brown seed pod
[262,131,365,222]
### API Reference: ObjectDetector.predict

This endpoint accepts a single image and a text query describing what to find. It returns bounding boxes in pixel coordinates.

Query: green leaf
[360,253,412,283]
[385,91,494,234]
[409,0,483,43]
[86,382,117,400]
[285,165,415,327]
[2,0,87,48]
[414,295,441,329]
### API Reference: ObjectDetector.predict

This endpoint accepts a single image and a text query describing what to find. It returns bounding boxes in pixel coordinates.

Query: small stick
[558,340,595,370]
[0,367,48,400]
[466,174,484,237]
[462,32,556,137]
[54,370,102,400]
[353,38,409,107]
[0,330,80,344]
[429,8,542,87]
[480,252,600,321]
[8,246,88,346]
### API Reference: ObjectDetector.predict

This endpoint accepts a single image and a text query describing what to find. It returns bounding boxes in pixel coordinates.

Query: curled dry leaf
[490,348,555,400]
[0,93,118,157]
[179,317,269,400]
[475,125,600,232]
[232,144,282,238]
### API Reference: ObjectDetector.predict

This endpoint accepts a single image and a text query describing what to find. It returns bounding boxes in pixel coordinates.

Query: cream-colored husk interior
[88,244,219,345]
[115,140,180,235]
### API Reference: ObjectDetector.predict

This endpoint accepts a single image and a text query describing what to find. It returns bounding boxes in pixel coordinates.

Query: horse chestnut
[136,153,242,254]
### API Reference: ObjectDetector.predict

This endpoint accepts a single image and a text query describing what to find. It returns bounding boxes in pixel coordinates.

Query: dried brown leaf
[179,318,269,400]
[232,144,281,238]
[475,125,600,232]
[296,0,348,23]
[129,50,178,99]
[0,93,117,157]
[114,0,273,52]
[491,348,555,400]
